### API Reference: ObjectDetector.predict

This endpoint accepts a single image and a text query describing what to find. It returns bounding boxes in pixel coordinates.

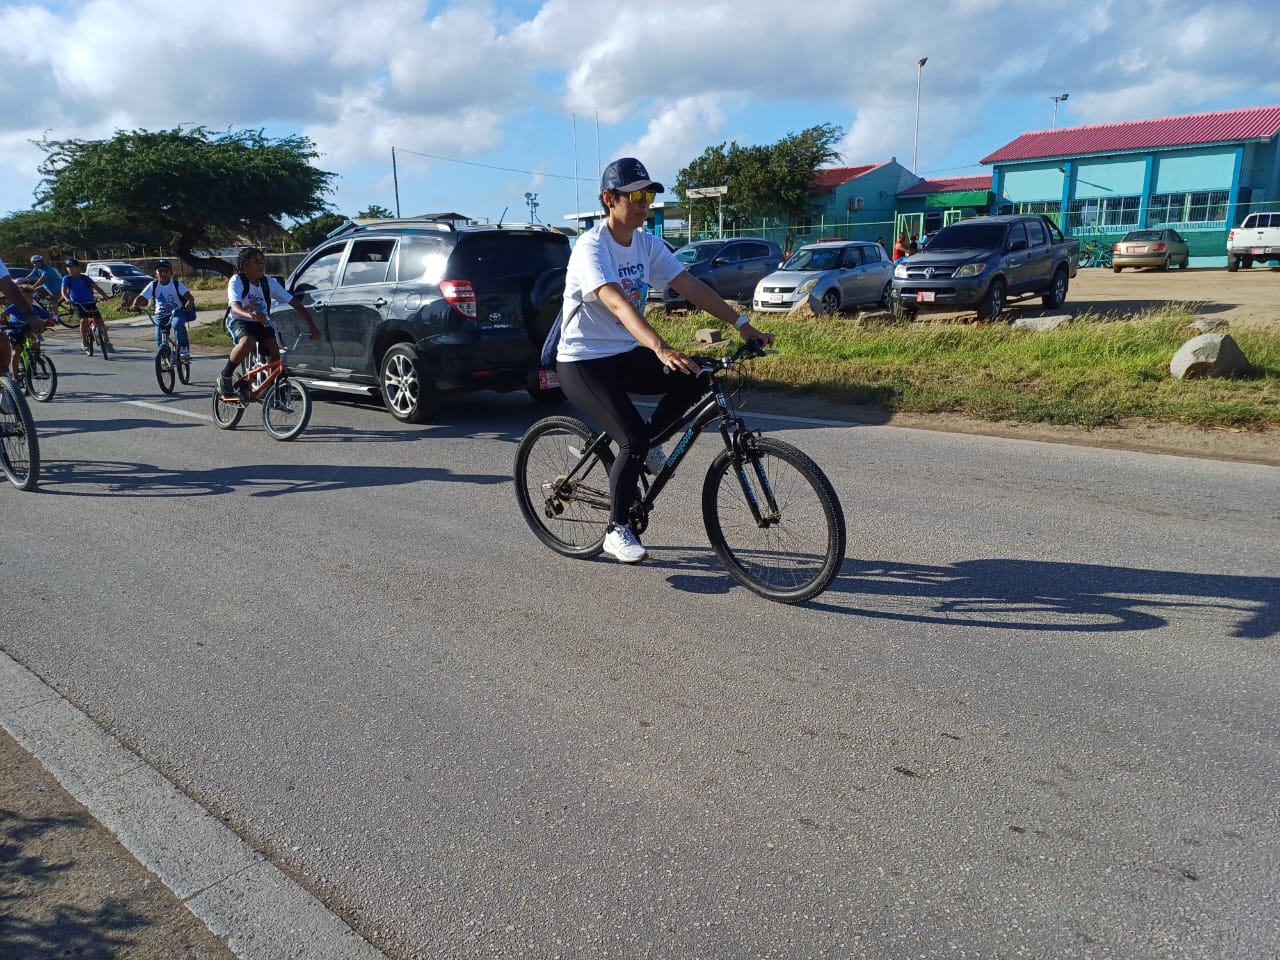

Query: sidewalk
[0,725,239,959]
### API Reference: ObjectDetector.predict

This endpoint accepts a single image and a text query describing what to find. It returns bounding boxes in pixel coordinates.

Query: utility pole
[913,57,928,174]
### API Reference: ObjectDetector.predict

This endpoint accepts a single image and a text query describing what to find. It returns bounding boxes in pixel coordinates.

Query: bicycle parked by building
[514,339,846,604]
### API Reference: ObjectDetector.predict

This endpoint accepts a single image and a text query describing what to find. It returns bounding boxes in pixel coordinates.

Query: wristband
[734,314,751,330]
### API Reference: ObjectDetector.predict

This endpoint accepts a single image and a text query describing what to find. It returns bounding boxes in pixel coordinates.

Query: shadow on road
[33,459,508,497]
[656,553,1277,639]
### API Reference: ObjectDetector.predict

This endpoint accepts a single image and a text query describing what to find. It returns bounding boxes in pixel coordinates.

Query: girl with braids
[218,247,319,398]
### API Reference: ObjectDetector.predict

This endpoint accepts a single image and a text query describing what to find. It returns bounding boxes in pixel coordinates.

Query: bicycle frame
[553,342,780,530]
[222,332,306,406]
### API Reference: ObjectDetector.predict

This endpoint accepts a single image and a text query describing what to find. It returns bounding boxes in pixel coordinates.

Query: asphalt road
[3,332,1278,959]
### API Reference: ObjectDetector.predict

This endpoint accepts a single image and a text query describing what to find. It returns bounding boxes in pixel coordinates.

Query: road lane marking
[126,400,213,423]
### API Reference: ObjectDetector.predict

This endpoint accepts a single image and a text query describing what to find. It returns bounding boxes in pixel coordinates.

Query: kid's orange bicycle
[211,333,312,440]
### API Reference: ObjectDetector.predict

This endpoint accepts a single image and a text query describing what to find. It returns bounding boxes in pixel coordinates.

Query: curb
[0,653,388,960]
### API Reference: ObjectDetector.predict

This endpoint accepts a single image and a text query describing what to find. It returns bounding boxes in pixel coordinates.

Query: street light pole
[913,57,928,175]
[1051,92,1069,129]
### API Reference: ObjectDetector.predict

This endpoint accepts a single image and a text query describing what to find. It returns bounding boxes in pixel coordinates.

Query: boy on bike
[21,255,62,311]
[0,257,39,390]
[132,259,196,358]
[61,258,112,355]
[217,247,319,398]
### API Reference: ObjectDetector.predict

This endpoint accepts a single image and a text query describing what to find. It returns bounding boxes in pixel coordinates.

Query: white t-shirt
[557,223,684,362]
[226,275,292,320]
[141,278,190,312]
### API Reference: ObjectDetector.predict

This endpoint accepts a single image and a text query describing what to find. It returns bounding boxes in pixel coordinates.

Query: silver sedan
[753,241,894,314]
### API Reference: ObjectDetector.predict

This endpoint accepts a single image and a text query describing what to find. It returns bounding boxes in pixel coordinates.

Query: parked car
[753,241,893,314]
[891,215,1079,322]
[86,261,150,299]
[1112,229,1189,272]
[1226,212,1280,271]
[281,218,569,422]
[663,237,782,313]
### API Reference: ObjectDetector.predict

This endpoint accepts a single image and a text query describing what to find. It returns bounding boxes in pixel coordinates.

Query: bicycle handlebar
[690,338,772,372]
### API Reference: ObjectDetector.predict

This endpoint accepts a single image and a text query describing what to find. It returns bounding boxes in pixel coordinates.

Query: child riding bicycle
[217,247,319,398]
[61,258,112,354]
[131,259,196,358]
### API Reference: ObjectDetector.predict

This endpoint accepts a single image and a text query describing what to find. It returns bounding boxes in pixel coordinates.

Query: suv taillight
[1228,229,1235,243]
[440,280,477,318]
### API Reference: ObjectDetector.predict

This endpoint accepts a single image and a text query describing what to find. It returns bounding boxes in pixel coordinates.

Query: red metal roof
[899,175,992,196]
[811,162,887,190]
[981,105,1280,164]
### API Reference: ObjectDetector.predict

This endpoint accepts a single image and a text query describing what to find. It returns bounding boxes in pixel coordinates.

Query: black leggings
[557,347,705,526]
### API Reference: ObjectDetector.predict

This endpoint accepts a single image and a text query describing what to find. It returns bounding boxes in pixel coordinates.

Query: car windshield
[112,265,147,276]
[782,247,842,271]
[923,222,1009,250]
[675,244,718,265]
[1123,231,1163,242]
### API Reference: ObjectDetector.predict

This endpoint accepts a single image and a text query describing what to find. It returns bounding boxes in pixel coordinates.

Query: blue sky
[1,0,1278,232]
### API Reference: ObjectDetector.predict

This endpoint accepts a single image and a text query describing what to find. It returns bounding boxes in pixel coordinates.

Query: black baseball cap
[601,157,664,194]
[64,258,81,266]
[155,259,172,268]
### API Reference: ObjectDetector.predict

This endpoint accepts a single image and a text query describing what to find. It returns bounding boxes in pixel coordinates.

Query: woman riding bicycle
[551,157,773,564]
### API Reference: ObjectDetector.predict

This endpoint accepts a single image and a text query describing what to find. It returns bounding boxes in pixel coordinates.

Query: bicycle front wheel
[95,323,110,360]
[177,352,191,385]
[702,437,845,603]
[262,377,312,440]
[23,352,57,402]
[513,415,614,558]
[55,302,77,329]
[155,346,176,394]
[0,378,40,490]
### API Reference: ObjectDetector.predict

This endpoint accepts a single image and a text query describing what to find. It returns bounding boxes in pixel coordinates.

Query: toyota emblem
[923,267,935,279]
[489,312,503,322]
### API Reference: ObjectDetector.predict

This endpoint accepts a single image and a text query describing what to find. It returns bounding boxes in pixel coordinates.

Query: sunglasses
[618,189,656,205]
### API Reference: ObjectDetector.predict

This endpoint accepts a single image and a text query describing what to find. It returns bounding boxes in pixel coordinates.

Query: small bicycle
[0,368,40,490]
[81,301,112,359]
[513,340,847,604]
[3,316,57,402]
[211,332,313,441]
[143,308,192,394]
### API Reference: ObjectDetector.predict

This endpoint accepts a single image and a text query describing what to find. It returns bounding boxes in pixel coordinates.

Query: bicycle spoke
[514,417,613,557]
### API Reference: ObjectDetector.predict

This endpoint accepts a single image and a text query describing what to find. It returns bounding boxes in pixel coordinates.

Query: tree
[356,204,394,219]
[289,212,348,250]
[675,124,843,242]
[36,127,336,276]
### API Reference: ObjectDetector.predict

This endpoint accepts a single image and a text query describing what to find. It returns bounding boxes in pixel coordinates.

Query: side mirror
[711,257,728,267]
[1008,239,1028,252]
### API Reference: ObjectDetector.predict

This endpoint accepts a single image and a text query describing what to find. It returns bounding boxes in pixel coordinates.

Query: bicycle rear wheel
[211,388,244,429]
[23,352,57,402]
[177,351,191,385]
[155,345,176,394]
[262,377,311,440]
[702,437,845,603]
[513,415,614,558]
[0,378,40,490]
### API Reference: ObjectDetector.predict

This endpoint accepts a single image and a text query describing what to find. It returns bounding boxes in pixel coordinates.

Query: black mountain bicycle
[0,370,40,490]
[144,308,192,394]
[514,340,846,604]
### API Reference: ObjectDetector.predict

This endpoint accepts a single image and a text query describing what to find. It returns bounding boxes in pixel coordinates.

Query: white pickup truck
[1226,212,1280,271]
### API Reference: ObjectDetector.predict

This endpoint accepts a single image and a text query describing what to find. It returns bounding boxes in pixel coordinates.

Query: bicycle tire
[211,387,244,430]
[701,437,845,604]
[0,378,40,490]
[155,345,176,394]
[513,415,614,558]
[95,323,110,360]
[177,352,191,385]
[23,352,57,402]
[262,377,311,440]
[54,302,77,329]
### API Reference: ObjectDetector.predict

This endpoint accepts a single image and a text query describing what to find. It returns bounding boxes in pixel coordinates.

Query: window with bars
[1066,195,1140,229]
[1148,190,1228,225]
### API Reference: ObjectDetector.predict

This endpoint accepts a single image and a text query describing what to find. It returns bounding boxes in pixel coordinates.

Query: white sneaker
[602,524,648,564]
[644,445,667,474]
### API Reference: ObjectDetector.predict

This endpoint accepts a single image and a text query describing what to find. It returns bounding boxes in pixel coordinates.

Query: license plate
[769,293,784,304]
[916,291,935,303]
[1250,247,1271,255]
[538,369,560,389]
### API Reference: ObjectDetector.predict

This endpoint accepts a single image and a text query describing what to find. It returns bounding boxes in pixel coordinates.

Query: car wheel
[892,301,917,322]
[1227,256,1239,272]
[1179,255,1189,269]
[818,290,840,314]
[1113,265,1122,273]
[1041,267,1068,309]
[976,279,1005,322]
[378,344,438,423]
[878,280,893,310]
[1160,256,1171,272]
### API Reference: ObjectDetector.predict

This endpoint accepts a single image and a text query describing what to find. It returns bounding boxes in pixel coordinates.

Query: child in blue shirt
[61,258,112,354]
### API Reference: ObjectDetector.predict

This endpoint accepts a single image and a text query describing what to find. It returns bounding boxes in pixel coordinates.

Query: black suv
[281,219,569,422]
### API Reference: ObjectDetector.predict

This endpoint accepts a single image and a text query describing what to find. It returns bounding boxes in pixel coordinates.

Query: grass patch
[652,305,1280,431]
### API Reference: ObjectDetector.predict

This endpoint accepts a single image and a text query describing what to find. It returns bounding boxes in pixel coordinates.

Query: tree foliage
[288,212,348,251]
[356,204,394,219]
[674,124,843,240]
[36,127,336,276]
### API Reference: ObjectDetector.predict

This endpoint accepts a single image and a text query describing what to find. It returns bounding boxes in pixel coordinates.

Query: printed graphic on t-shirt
[618,275,648,312]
